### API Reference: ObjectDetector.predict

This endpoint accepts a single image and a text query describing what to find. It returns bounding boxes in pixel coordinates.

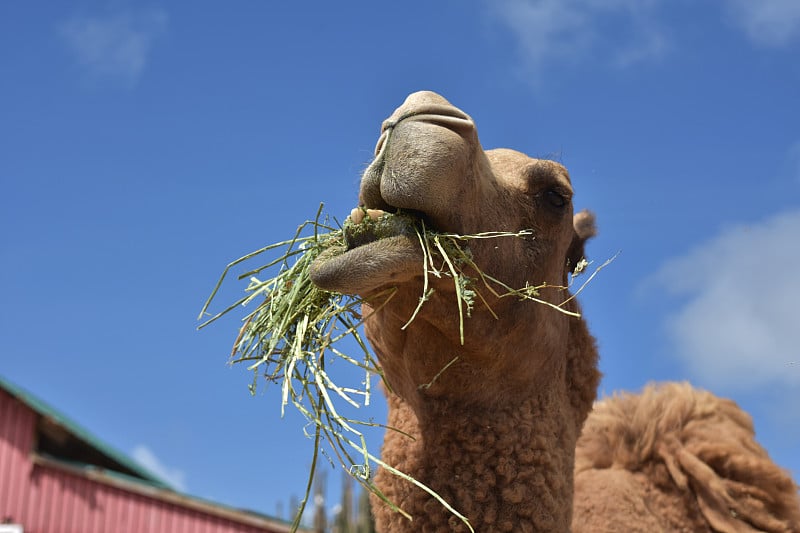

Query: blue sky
[2,0,799,522]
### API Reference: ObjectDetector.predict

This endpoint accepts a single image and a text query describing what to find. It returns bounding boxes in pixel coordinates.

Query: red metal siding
[0,388,37,522]
[17,461,287,533]
[0,389,293,533]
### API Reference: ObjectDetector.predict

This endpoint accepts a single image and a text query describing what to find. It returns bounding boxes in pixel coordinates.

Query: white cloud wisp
[132,444,187,492]
[723,0,800,47]
[488,0,666,76]
[652,209,800,390]
[59,8,168,84]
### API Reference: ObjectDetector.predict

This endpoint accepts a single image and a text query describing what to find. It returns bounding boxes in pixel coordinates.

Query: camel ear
[567,210,596,275]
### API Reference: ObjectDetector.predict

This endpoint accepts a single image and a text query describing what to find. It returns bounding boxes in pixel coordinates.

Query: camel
[309,91,800,532]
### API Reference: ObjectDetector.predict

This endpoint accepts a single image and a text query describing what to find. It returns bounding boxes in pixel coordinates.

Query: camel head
[310,91,596,409]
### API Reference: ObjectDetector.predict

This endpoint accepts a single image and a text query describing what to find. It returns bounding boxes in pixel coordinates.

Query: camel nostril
[381,101,474,140]
[374,131,388,157]
[392,105,473,133]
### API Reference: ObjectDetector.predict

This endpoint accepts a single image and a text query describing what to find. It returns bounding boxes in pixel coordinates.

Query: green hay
[198,204,604,532]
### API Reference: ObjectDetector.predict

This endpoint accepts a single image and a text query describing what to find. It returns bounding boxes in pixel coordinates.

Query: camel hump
[575,382,800,533]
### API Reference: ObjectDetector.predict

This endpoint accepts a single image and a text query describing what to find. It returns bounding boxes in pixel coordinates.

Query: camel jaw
[308,209,424,296]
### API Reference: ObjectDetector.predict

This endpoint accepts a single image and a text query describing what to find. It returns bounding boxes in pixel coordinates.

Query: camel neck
[373,378,580,532]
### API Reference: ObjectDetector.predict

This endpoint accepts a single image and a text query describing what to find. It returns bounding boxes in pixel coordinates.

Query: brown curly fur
[373,303,601,533]
[574,383,800,532]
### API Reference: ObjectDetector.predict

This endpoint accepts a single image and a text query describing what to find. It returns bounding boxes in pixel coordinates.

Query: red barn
[0,376,304,533]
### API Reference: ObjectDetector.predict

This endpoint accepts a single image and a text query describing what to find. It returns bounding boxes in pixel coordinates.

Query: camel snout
[379,91,475,145]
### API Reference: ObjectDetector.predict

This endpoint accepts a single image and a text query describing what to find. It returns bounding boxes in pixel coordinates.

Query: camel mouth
[308,206,426,295]
[342,207,422,250]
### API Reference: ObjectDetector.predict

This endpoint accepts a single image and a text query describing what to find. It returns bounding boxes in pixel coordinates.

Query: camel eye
[545,189,567,208]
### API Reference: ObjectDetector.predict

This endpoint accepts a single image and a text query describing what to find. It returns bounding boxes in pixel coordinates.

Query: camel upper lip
[356,97,472,243]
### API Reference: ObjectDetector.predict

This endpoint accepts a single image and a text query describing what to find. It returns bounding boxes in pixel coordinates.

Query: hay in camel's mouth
[342,207,421,250]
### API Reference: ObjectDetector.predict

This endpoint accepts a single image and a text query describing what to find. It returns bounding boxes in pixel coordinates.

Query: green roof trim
[0,374,170,489]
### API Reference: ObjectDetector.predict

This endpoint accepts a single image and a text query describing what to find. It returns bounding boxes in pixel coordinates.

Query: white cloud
[132,444,187,491]
[488,0,666,76]
[58,8,168,84]
[722,0,800,47]
[651,209,800,390]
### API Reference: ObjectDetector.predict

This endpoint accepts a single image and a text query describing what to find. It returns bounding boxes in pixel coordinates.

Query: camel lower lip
[307,207,425,294]
[308,232,422,294]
